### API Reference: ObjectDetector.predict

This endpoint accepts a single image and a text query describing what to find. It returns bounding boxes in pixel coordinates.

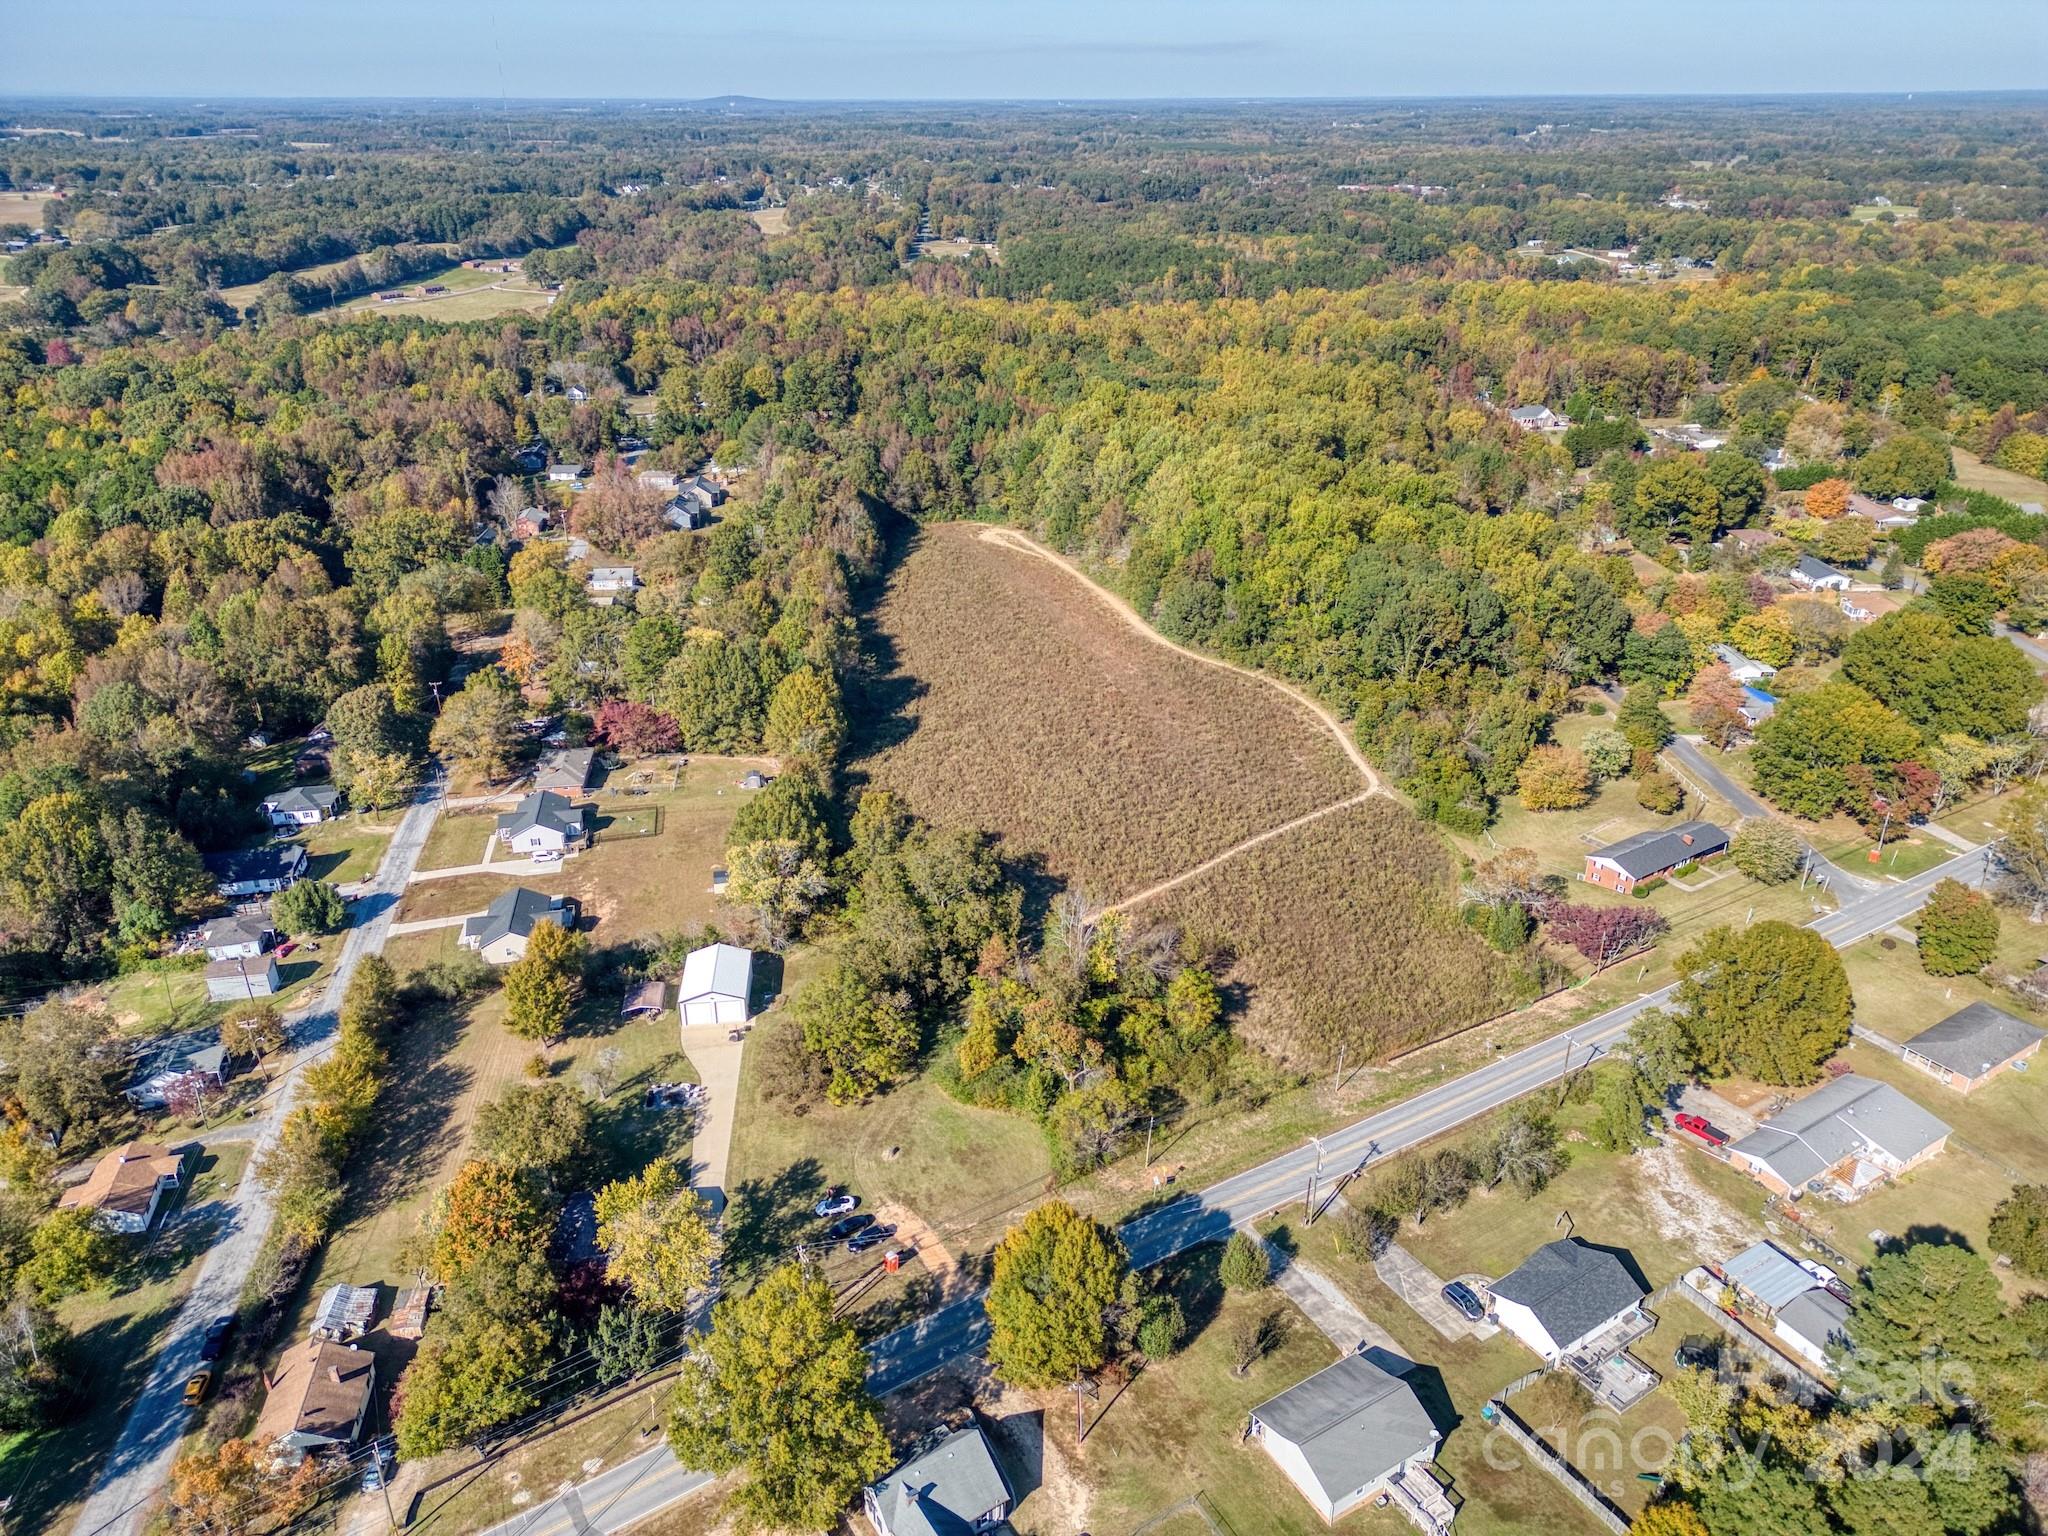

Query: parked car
[826,1212,875,1242]
[199,1312,236,1362]
[1673,1112,1728,1147]
[813,1190,858,1218]
[848,1224,896,1254]
[362,1437,395,1492]
[1441,1281,1485,1322]
[183,1367,214,1406]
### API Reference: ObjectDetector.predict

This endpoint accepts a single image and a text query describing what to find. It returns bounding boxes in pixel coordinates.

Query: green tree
[502,919,585,1045]
[1916,878,1999,976]
[1219,1230,1269,1292]
[793,959,918,1104]
[726,838,831,946]
[1479,1104,1565,1195]
[1705,449,1768,527]
[1729,817,1805,884]
[727,772,831,862]
[1619,683,1674,756]
[1582,727,1631,780]
[271,877,345,936]
[1589,1063,1658,1153]
[1673,922,1851,1084]
[762,667,846,773]
[1634,456,1723,544]
[1994,782,2048,921]
[593,1303,667,1385]
[394,1313,554,1459]
[1988,1185,2048,1279]
[472,1081,592,1185]
[985,1201,1130,1388]
[1751,682,1920,820]
[593,1160,716,1312]
[1136,1293,1188,1360]
[429,668,525,782]
[22,1207,121,1302]
[341,748,414,812]
[0,1001,117,1145]
[665,1263,891,1533]
[0,792,111,962]
[1855,434,1950,499]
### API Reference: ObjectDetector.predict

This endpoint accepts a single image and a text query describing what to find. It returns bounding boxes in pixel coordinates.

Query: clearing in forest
[852,521,1362,904]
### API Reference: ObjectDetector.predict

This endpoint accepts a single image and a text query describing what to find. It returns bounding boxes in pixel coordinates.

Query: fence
[1483,1398,1630,1536]
[1663,1276,1833,1402]
[1849,1023,1906,1057]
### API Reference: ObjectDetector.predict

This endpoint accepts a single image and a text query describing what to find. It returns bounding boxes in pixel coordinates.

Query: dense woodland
[4,95,2048,1526]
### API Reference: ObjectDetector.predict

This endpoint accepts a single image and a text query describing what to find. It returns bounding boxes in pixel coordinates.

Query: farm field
[1153,796,1521,1065]
[215,243,459,309]
[338,279,554,323]
[0,189,58,225]
[747,205,789,235]
[1952,446,2048,507]
[851,521,1360,906]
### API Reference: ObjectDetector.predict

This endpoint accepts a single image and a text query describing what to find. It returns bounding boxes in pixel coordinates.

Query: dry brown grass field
[1154,797,1521,1066]
[851,521,1359,903]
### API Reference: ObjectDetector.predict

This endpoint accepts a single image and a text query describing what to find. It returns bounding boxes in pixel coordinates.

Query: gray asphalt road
[1665,735,1881,903]
[70,772,448,1536]
[471,1446,711,1536]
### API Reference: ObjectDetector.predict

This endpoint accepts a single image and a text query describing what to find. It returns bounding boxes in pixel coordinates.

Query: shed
[1774,1288,1852,1372]
[679,943,753,1027]
[1720,1241,1817,1314]
[206,953,280,1003]
[310,1282,380,1342]
[389,1285,433,1341]
[620,979,667,1019]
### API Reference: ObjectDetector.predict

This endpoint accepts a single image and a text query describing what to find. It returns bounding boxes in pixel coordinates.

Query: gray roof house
[204,843,307,897]
[1250,1352,1443,1526]
[1487,1238,1649,1361]
[1789,554,1851,591]
[1774,1288,1853,1372]
[1900,1002,2045,1093]
[532,747,597,793]
[864,1422,1012,1536]
[198,911,273,961]
[495,791,587,857]
[126,1034,230,1109]
[1726,1074,1951,1197]
[262,784,342,826]
[1507,404,1562,430]
[1583,820,1728,893]
[206,952,279,1003]
[1711,643,1776,683]
[460,887,579,965]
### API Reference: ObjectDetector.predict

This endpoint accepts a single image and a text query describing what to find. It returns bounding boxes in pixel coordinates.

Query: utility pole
[1143,1113,1154,1169]
[1304,1136,1326,1220]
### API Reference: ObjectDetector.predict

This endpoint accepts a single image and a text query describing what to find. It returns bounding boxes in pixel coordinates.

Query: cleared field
[337,279,553,323]
[851,522,1359,905]
[1952,446,2048,506]
[748,205,789,235]
[0,189,57,226]
[1156,797,1521,1065]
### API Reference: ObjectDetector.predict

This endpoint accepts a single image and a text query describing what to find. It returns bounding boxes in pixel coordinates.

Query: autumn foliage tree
[1542,903,1669,969]
[985,1201,1130,1388]
[167,1437,321,1536]
[1686,663,1750,750]
[1516,744,1593,811]
[1803,477,1852,519]
[592,698,681,754]
[1916,878,2000,976]
[592,1160,716,1312]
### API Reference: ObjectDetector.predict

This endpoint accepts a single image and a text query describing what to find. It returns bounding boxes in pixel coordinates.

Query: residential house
[1583,820,1729,894]
[546,463,584,484]
[204,843,307,897]
[532,746,596,793]
[1739,686,1778,727]
[1719,527,1776,555]
[261,783,342,827]
[564,385,590,403]
[1845,493,1920,531]
[311,1282,380,1341]
[1507,404,1563,432]
[494,791,587,858]
[1719,1241,1820,1317]
[126,1035,230,1110]
[459,886,579,965]
[58,1142,185,1234]
[635,468,683,495]
[865,1422,1014,1536]
[199,912,273,961]
[1725,1074,1951,1198]
[1774,1289,1852,1372]
[1712,644,1777,685]
[1899,1002,2044,1093]
[552,1190,604,1270]
[206,953,280,1003]
[664,496,706,531]
[587,566,640,604]
[253,1340,375,1463]
[1788,554,1851,591]
[512,508,551,540]
[679,943,753,1027]
[1248,1352,1446,1528]
[1486,1238,1650,1363]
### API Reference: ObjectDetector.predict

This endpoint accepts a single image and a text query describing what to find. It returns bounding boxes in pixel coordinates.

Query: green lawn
[1813,828,1954,880]
[96,964,213,1036]
[295,814,397,884]
[1840,926,2048,1047]
[416,807,500,872]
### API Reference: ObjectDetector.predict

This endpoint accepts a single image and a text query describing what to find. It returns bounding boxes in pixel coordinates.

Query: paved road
[1995,622,2048,670]
[70,771,448,1536]
[1664,736,1881,903]
[441,840,1991,1536]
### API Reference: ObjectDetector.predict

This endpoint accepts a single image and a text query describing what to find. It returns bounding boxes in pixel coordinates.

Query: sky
[2,0,2044,101]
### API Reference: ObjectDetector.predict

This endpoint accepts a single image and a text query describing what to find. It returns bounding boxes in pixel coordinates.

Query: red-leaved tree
[1541,903,1670,970]
[593,699,682,755]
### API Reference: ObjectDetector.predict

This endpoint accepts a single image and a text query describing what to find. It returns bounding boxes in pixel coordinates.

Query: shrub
[1636,770,1685,815]
[1633,876,1668,897]
[1219,1231,1269,1292]
[1136,1295,1188,1359]
[1584,701,1607,716]
[1671,861,1698,878]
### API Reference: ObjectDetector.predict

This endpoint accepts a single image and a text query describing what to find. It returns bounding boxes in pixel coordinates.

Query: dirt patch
[872,1201,958,1291]
[1634,1138,1766,1259]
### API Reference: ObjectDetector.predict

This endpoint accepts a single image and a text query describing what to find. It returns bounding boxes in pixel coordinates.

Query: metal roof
[1727,1074,1951,1188]
[1489,1239,1647,1349]
[1903,1002,2044,1080]
[680,943,753,1002]
[1722,1241,1817,1311]
[1251,1352,1438,1502]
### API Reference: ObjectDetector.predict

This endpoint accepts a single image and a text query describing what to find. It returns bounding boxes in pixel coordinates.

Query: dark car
[1441,1281,1486,1322]
[199,1312,237,1362]
[826,1212,875,1242]
[848,1224,896,1255]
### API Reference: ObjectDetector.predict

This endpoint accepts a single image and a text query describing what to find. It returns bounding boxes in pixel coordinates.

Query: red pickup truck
[1673,1112,1728,1147]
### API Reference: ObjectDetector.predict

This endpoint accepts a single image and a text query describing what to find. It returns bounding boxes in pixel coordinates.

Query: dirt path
[976,525,1382,795]
[973,525,1385,919]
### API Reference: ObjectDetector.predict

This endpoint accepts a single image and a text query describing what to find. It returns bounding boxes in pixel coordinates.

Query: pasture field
[0,189,57,226]
[748,205,789,235]
[851,522,1359,905]
[1952,446,2048,506]
[1156,797,1521,1066]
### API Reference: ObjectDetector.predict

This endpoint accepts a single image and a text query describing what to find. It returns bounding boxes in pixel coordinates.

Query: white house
[126,1035,230,1110]
[1773,1289,1852,1372]
[1507,404,1562,432]
[1725,1074,1951,1198]
[495,790,587,858]
[865,1423,1012,1536]
[459,887,579,965]
[58,1142,185,1234]
[1711,644,1776,685]
[679,943,754,1027]
[1249,1352,1447,1527]
[198,912,273,961]
[1789,554,1851,592]
[262,784,342,827]
[206,953,280,1003]
[546,463,584,483]
[587,566,640,603]
[1486,1238,1649,1362]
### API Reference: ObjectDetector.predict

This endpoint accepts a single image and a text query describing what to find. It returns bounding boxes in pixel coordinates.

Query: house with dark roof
[253,1340,375,1462]
[494,791,587,858]
[865,1422,1013,1536]
[206,952,279,1002]
[1788,554,1851,592]
[1507,404,1563,432]
[459,887,578,965]
[532,746,596,793]
[1248,1352,1445,1527]
[1582,820,1727,894]
[126,1034,230,1109]
[1485,1238,1649,1363]
[198,911,273,961]
[1774,1288,1853,1372]
[261,784,342,827]
[1899,1002,2044,1093]
[204,843,307,897]
[1725,1074,1951,1198]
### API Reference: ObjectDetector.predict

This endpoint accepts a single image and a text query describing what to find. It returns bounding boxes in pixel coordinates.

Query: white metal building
[679,943,753,1026]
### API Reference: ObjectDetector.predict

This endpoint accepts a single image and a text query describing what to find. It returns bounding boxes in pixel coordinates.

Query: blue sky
[3,0,2043,100]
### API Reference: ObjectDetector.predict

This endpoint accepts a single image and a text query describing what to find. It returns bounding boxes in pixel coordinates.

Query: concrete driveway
[70,770,449,1536]
[676,1022,745,1217]
[1374,1242,1497,1341]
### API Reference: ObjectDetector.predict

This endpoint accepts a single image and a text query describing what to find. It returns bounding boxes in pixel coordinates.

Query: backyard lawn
[296,814,397,884]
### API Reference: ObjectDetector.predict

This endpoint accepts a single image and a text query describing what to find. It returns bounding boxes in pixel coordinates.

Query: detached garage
[679,943,753,1027]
